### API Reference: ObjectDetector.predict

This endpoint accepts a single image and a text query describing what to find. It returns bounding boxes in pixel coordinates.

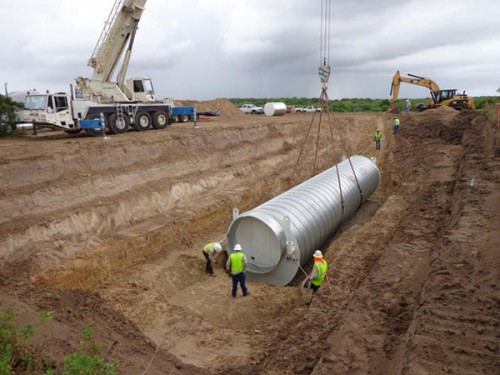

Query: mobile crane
[16,0,195,135]
[389,71,475,113]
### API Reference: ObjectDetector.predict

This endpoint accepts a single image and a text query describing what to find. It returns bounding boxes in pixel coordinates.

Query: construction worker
[405,99,411,117]
[374,129,382,150]
[226,244,249,298]
[203,242,222,275]
[393,116,400,135]
[302,250,328,304]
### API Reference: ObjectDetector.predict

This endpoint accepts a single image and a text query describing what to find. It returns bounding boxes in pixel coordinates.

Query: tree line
[229,96,499,113]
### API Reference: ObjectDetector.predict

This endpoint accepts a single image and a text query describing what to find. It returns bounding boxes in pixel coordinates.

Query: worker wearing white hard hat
[226,244,249,297]
[203,242,222,275]
[302,250,328,305]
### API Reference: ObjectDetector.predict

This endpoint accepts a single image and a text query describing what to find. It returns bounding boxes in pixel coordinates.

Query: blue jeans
[375,140,381,150]
[393,125,399,135]
[231,273,248,297]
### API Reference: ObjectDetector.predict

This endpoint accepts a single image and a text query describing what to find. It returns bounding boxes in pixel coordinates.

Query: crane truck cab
[16,91,76,130]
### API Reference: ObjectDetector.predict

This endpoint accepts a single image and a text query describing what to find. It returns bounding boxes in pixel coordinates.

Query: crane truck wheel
[108,113,130,134]
[180,114,189,123]
[152,111,168,129]
[134,112,152,131]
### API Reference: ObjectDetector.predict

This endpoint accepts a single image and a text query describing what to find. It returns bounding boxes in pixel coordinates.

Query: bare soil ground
[0,102,498,374]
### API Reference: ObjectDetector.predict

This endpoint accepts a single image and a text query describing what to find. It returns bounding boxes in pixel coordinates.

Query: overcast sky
[1,0,499,101]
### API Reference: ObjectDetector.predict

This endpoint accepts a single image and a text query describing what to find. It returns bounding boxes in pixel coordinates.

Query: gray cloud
[1,0,499,100]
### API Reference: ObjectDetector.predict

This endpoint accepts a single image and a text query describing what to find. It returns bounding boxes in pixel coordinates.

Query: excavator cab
[433,89,457,104]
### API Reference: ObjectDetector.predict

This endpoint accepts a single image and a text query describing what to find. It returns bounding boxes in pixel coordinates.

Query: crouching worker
[302,250,328,305]
[203,242,222,275]
[226,244,249,298]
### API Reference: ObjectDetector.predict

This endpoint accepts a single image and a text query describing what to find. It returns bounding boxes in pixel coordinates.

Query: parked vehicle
[294,107,305,113]
[286,105,295,113]
[171,106,197,123]
[304,106,321,113]
[15,0,196,136]
[239,104,264,114]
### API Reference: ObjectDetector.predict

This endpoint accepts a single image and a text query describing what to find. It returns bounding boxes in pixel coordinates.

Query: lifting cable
[290,0,365,209]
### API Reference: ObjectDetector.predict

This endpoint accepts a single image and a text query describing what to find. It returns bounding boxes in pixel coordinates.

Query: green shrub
[0,95,23,137]
[57,327,118,375]
[1,308,118,375]
[0,308,53,373]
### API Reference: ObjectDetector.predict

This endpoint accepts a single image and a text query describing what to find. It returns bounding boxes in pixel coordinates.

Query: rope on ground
[140,333,166,375]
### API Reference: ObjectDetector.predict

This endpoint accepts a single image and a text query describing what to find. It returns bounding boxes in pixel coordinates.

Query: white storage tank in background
[264,102,286,117]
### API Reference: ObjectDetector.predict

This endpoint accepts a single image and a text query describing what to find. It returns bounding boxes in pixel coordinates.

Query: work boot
[243,292,250,297]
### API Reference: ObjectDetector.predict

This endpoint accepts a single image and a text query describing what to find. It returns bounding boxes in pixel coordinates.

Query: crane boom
[88,0,147,84]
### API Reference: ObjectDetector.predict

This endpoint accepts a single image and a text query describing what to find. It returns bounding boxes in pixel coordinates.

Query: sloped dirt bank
[0,106,498,374]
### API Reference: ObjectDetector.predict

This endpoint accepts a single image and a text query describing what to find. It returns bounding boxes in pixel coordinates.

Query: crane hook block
[319,64,331,85]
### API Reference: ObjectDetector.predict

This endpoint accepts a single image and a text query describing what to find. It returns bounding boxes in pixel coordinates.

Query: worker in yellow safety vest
[302,250,328,304]
[226,244,249,298]
[374,129,382,150]
[393,117,400,135]
[203,242,222,275]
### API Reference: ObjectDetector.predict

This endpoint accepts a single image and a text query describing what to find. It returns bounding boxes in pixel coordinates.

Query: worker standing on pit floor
[203,242,222,275]
[393,116,400,135]
[302,250,328,305]
[374,129,382,151]
[226,244,250,298]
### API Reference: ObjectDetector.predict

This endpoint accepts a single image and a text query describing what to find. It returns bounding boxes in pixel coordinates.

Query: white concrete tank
[264,102,286,117]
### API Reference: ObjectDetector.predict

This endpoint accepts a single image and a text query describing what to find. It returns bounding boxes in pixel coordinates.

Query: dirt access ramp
[0,107,499,374]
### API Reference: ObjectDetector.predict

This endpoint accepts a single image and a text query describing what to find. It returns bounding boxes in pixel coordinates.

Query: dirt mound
[431,105,459,113]
[174,98,246,120]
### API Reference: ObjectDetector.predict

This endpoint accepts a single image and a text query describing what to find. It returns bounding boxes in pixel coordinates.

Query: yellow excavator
[389,71,475,112]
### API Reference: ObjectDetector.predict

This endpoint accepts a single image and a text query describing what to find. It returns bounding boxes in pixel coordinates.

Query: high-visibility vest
[311,260,328,287]
[375,132,382,140]
[203,242,217,254]
[230,252,245,274]
[394,119,400,126]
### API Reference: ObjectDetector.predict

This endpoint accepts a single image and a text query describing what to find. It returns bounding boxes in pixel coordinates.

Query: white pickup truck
[305,106,321,113]
[240,104,264,114]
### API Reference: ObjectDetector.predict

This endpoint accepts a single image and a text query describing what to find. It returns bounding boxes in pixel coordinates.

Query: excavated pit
[0,103,498,375]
